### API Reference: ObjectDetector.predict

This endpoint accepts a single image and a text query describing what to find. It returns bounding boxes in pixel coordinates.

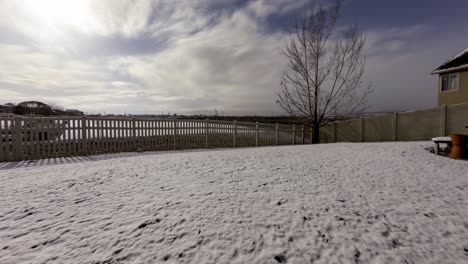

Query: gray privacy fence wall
[320,103,468,143]
[0,117,312,162]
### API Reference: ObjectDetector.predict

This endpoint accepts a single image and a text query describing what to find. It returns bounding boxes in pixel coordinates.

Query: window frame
[440,73,459,93]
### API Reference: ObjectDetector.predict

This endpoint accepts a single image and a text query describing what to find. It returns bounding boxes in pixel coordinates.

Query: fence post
[292,124,296,145]
[360,118,365,142]
[301,125,305,144]
[81,116,87,155]
[440,104,447,136]
[275,123,279,146]
[132,118,136,151]
[255,122,259,147]
[205,119,209,149]
[393,112,398,141]
[173,118,178,150]
[233,121,237,148]
[13,117,23,161]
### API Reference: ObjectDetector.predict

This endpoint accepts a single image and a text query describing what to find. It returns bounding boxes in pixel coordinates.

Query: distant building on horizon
[0,103,15,112]
[432,46,468,106]
[0,101,84,117]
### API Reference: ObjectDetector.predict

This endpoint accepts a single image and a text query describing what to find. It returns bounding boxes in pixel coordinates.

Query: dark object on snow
[449,134,468,159]
[274,254,287,263]
[432,137,452,155]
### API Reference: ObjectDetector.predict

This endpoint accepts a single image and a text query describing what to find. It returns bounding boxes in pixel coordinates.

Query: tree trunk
[312,125,320,144]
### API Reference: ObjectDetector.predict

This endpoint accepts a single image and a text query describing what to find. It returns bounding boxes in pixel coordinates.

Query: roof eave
[431,64,468,75]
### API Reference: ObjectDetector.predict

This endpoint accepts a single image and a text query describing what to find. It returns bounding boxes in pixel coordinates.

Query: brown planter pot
[449,134,468,159]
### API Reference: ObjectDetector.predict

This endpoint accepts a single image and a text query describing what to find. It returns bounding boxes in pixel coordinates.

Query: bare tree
[277,1,371,143]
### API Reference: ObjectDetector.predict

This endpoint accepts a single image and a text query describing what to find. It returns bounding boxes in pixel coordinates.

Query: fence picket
[0,116,310,162]
[0,120,4,161]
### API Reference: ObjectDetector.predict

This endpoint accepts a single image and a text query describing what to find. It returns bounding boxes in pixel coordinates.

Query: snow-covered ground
[0,142,467,264]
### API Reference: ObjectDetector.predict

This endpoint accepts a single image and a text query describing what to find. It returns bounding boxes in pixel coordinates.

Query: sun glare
[19,0,95,36]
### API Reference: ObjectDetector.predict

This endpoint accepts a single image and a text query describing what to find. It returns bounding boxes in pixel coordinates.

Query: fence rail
[319,103,468,143]
[0,117,312,162]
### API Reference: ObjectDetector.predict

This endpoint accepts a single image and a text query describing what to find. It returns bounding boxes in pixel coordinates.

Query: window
[441,73,458,92]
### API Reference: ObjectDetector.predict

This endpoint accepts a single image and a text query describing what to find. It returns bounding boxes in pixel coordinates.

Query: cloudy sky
[0,0,467,115]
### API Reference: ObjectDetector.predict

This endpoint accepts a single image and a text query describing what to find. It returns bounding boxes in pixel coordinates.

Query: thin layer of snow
[432,46,468,73]
[451,46,468,61]
[0,149,219,170]
[0,142,467,264]
[432,137,451,141]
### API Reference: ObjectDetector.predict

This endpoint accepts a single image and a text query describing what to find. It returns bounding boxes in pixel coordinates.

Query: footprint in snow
[274,254,287,263]
[276,199,288,206]
[423,212,436,218]
[136,218,161,230]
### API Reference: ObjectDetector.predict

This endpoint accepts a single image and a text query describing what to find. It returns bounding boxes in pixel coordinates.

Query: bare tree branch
[277,0,372,143]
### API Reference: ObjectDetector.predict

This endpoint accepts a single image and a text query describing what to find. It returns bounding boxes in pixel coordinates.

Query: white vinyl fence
[0,117,312,162]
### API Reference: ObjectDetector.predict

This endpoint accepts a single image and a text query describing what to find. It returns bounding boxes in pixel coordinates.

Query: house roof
[432,46,468,74]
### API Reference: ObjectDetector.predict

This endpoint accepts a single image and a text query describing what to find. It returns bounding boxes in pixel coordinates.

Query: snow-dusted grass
[0,142,467,264]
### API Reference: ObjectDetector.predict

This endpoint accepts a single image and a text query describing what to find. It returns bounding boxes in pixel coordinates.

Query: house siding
[438,69,468,106]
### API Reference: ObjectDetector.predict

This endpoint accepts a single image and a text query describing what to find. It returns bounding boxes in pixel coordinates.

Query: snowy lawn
[0,142,467,264]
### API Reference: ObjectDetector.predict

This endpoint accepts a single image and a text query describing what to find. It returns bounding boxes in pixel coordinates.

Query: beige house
[432,47,468,106]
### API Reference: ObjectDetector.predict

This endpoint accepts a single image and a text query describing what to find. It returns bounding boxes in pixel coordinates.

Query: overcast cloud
[0,0,467,115]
